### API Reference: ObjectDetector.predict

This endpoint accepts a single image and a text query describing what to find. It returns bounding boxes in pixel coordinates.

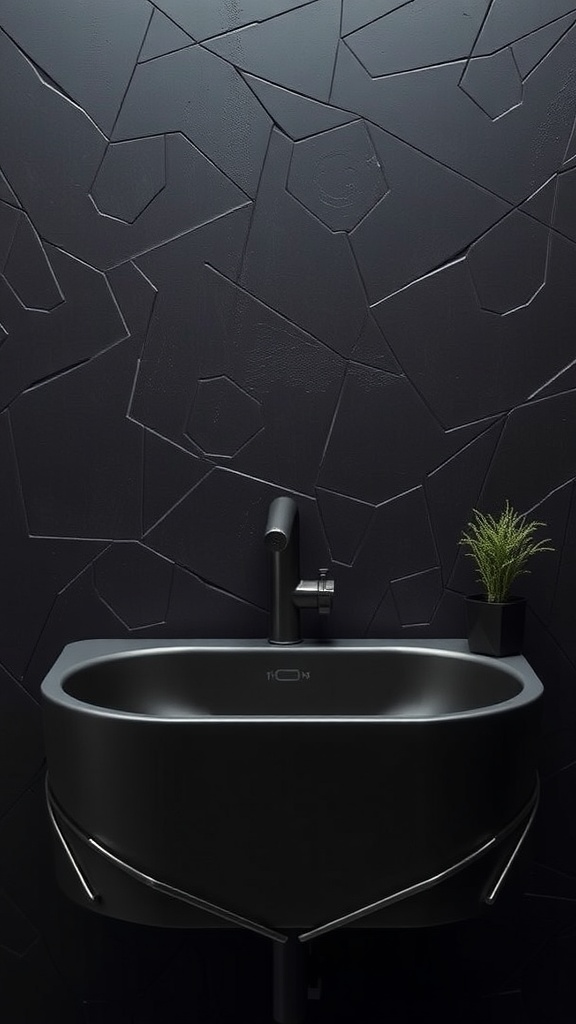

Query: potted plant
[459,501,553,657]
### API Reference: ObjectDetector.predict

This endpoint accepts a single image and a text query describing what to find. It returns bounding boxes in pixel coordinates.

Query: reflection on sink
[41,638,542,939]
[61,644,525,718]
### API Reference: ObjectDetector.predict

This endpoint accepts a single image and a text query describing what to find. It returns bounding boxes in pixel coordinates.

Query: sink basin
[41,638,542,938]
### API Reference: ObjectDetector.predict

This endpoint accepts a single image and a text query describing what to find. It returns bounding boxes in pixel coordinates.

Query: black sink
[41,639,542,936]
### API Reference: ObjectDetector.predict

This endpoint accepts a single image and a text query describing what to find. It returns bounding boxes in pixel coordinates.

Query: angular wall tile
[203,0,341,102]
[351,125,509,303]
[0,245,127,410]
[0,0,150,133]
[466,210,549,314]
[91,139,166,224]
[425,420,505,580]
[332,26,576,204]
[241,130,367,356]
[93,544,173,629]
[165,567,267,638]
[316,488,375,565]
[520,175,558,225]
[481,392,576,515]
[130,207,252,450]
[390,568,443,626]
[329,487,437,635]
[317,363,489,504]
[3,214,64,311]
[138,8,194,62]
[10,340,144,540]
[532,364,576,400]
[0,169,20,206]
[512,13,576,78]
[0,413,104,680]
[459,49,523,119]
[374,232,576,426]
[346,0,488,76]
[349,315,402,374]
[142,432,211,534]
[0,202,20,269]
[153,0,315,40]
[241,73,355,141]
[475,0,576,55]
[342,0,411,36]
[287,121,388,232]
[112,45,272,198]
[186,376,263,457]
[553,166,576,241]
[0,35,251,270]
[196,265,345,493]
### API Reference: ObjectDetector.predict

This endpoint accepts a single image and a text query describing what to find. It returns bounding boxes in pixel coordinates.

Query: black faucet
[264,496,335,645]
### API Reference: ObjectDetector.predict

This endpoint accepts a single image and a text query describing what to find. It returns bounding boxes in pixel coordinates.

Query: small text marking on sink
[267,669,310,682]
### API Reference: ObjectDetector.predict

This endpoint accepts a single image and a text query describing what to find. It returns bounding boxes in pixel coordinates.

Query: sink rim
[40,637,543,723]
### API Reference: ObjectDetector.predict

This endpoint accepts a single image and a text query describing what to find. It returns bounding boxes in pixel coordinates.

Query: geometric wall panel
[3,214,64,310]
[466,210,549,313]
[459,49,523,119]
[390,567,443,626]
[185,376,263,457]
[90,139,166,223]
[93,543,173,628]
[475,0,576,55]
[138,8,193,62]
[240,130,367,357]
[352,125,509,303]
[153,0,316,40]
[203,0,341,102]
[512,13,576,79]
[345,0,487,76]
[0,0,150,133]
[287,121,388,231]
[241,72,356,141]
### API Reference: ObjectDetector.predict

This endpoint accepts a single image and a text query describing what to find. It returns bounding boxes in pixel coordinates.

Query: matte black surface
[2,0,576,1017]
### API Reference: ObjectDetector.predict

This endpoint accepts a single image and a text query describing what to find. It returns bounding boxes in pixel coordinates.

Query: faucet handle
[317,568,334,614]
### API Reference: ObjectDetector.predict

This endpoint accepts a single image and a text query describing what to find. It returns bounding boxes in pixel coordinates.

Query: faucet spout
[265,497,334,645]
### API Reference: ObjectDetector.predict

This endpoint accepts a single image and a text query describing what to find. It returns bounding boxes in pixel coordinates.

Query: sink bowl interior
[62,647,523,718]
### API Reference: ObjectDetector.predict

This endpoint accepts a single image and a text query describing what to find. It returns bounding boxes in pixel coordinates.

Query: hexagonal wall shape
[466,210,549,314]
[459,49,523,120]
[186,376,263,457]
[288,121,388,231]
[91,137,166,223]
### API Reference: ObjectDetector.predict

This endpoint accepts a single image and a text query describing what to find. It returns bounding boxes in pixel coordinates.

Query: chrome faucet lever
[265,497,335,644]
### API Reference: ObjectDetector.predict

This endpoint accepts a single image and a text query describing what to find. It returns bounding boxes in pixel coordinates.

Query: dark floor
[79,919,576,1023]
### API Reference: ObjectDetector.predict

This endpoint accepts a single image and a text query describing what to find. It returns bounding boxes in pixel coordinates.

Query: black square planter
[465,595,526,657]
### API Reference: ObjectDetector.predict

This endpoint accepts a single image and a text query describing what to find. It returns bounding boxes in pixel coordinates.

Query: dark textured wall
[2,1,576,1020]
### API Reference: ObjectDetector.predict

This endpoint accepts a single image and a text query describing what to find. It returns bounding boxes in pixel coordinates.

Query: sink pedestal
[273,932,308,1024]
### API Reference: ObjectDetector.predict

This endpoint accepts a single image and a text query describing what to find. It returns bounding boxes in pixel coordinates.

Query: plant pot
[465,595,526,658]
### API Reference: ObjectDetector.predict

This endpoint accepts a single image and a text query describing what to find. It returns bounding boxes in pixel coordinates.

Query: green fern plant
[459,501,553,603]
